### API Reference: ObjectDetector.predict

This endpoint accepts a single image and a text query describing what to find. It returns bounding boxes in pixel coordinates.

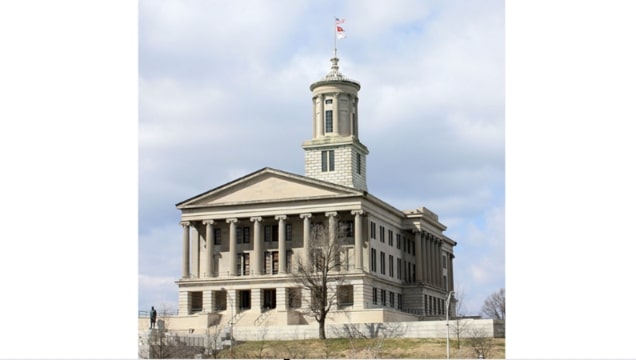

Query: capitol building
[165,56,457,333]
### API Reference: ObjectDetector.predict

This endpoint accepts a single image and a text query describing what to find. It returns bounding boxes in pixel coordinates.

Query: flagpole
[333,16,337,58]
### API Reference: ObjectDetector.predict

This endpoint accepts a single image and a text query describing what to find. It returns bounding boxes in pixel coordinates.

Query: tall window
[372,287,378,305]
[388,230,393,246]
[321,150,335,172]
[380,251,386,275]
[389,291,395,308]
[325,110,333,133]
[356,152,361,174]
[380,226,385,243]
[396,234,401,250]
[381,289,386,306]
[389,255,394,278]
[371,248,377,272]
[214,228,221,245]
[286,223,293,242]
[370,222,376,239]
[397,258,402,280]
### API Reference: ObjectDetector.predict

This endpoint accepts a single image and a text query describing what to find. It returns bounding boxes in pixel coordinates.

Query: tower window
[356,153,361,174]
[325,99,333,104]
[325,110,333,133]
[321,150,335,172]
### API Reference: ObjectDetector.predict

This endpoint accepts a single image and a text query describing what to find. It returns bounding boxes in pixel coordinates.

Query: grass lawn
[214,337,505,359]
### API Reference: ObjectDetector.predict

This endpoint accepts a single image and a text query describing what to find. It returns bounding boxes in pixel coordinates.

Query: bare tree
[292,222,346,339]
[336,322,407,359]
[481,288,505,320]
[204,324,224,359]
[449,290,471,350]
[466,327,495,359]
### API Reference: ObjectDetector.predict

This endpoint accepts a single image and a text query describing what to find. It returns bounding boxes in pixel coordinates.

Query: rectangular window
[370,222,376,239]
[389,255,394,278]
[442,255,447,268]
[272,251,279,274]
[286,223,292,242]
[396,234,401,250]
[329,149,335,171]
[325,98,333,105]
[397,294,403,310]
[371,248,377,272]
[340,220,353,237]
[325,110,333,132]
[372,287,378,305]
[380,251,385,275]
[286,250,293,273]
[321,150,335,172]
[244,227,250,243]
[381,289,386,306]
[264,225,272,242]
[272,225,279,242]
[380,226,385,243]
[356,152,361,174]
[236,226,243,244]
[243,253,250,275]
[397,258,402,280]
[388,230,393,246]
[389,291,395,308]
[214,228,221,245]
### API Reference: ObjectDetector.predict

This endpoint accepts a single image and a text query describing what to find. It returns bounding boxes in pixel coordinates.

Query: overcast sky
[138,0,505,316]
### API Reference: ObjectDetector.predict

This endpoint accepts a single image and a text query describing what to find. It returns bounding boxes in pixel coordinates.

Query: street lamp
[220,287,234,352]
[446,290,455,360]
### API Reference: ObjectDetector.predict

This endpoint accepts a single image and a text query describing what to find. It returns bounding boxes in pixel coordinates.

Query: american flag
[335,17,345,25]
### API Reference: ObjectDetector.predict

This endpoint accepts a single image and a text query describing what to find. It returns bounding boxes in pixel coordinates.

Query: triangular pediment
[177,168,362,208]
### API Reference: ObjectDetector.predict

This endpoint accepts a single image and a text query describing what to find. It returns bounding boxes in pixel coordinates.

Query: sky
[3,0,636,358]
[138,0,505,317]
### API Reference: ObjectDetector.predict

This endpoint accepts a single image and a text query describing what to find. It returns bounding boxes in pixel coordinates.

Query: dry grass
[216,337,505,359]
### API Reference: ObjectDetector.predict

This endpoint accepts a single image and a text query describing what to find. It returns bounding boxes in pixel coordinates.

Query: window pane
[325,110,333,132]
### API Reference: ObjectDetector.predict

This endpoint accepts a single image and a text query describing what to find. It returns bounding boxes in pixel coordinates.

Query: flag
[335,18,345,25]
[336,25,346,39]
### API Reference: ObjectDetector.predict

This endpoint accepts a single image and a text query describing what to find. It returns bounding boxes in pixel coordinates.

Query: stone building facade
[172,57,457,331]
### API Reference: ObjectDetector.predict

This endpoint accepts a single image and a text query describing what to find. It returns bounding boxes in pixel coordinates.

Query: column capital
[300,213,312,219]
[325,211,338,217]
[275,214,287,221]
[226,218,238,224]
[180,221,191,227]
[411,228,421,234]
[351,210,365,216]
[203,220,215,226]
[250,216,263,223]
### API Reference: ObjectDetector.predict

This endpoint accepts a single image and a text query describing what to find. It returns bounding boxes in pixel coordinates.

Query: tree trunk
[319,318,326,339]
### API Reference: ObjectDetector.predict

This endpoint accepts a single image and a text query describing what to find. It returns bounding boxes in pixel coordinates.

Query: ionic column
[204,220,215,278]
[449,253,455,291]
[326,211,338,246]
[352,210,364,270]
[251,217,263,275]
[227,218,238,276]
[414,230,423,283]
[192,225,201,278]
[435,238,441,287]
[300,213,312,269]
[426,234,433,285]
[276,215,287,274]
[181,221,191,278]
